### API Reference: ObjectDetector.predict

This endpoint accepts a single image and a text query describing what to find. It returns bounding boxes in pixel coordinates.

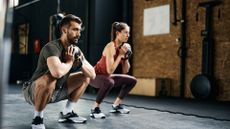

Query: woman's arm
[105,43,126,74]
[121,59,130,74]
[121,43,131,73]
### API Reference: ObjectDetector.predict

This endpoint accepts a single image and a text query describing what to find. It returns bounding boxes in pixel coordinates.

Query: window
[18,24,29,54]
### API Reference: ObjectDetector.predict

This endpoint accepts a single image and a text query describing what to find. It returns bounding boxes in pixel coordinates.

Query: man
[22,14,95,129]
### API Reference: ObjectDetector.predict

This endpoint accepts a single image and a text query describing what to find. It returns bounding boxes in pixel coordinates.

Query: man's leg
[34,74,56,111]
[58,72,89,123]
[32,74,56,129]
[67,72,90,102]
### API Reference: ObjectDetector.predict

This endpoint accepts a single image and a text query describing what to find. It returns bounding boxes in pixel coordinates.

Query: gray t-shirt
[31,39,70,89]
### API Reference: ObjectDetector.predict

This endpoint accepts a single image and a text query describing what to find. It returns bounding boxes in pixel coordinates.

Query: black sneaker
[109,104,130,114]
[90,107,106,119]
[32,116,45,129]
[58,111,87,123]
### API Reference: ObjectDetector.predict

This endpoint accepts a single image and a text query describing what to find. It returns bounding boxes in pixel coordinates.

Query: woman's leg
[90,75,115,106]
[89,75,115,118]
[111,74,137,106]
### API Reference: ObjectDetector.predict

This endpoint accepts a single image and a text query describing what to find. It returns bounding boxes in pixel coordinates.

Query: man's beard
[73,39,79,45]
[68,37,79,45]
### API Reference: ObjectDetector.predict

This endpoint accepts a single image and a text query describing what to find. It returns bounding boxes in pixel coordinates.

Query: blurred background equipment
[0,0,13,128]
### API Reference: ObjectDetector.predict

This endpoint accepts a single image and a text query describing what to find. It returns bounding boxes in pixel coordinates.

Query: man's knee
[36,83,55,95]
[84,77,90,85]
[80,77,90,90]
[35,74,57,94]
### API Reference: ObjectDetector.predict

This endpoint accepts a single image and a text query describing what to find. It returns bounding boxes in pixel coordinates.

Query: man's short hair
[60,14,82,28]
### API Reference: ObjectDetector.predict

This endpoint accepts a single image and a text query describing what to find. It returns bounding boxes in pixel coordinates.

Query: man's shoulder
[44,40,59,47]
[43,40,62,50]
[40,40,63,54]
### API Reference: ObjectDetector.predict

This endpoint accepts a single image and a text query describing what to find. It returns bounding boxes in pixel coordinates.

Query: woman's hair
[111,22,129,41]
[60,14,82,28]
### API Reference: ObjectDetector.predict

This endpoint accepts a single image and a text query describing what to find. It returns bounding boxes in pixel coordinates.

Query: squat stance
[22,14,95,129]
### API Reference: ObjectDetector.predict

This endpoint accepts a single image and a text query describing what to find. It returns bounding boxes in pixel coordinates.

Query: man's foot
[90,107,106,119]
[58,111,87,123]
[109,104,130,114]
[32,116,45,129]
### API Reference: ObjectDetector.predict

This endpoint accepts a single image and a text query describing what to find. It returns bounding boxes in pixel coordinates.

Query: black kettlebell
[74,47,81,59]
[119,43,132,59]
[73,47,83,69]
[125,48,132,59]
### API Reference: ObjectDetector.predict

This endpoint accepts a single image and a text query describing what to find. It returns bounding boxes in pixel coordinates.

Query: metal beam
[14,0,40,10]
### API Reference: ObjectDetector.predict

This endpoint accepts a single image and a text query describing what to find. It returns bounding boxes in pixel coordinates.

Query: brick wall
[132,0,230,100]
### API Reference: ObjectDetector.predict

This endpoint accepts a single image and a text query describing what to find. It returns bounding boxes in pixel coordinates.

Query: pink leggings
[90,74,137,104]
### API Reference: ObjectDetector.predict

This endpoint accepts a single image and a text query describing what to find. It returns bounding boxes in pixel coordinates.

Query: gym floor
[2,84,230,129]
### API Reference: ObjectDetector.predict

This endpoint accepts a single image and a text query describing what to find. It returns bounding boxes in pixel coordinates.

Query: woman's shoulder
[103,41,115,55]
[105,41,115,49]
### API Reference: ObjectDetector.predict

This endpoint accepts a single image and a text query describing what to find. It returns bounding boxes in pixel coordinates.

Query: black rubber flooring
[2,85,230,129]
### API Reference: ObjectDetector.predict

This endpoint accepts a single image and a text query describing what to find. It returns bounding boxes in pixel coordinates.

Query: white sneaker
[58,111,87,123]
[110,104,130,114]
[90,107,106,119]
[32,116,45,129]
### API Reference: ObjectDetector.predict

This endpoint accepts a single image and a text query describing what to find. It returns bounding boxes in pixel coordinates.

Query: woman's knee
[95,78,114,90]
[90,76,115,89]
[127,76,137,85]
[132,77,137,85]
[104,78,115,89]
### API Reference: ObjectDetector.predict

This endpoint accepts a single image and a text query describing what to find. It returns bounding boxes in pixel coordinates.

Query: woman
[90,22,137,119]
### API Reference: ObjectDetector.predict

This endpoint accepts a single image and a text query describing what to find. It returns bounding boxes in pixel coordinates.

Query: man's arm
[76,48,96,79]
[47,45,75,78]
[81,59,96,79]
[47,56,73,78]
